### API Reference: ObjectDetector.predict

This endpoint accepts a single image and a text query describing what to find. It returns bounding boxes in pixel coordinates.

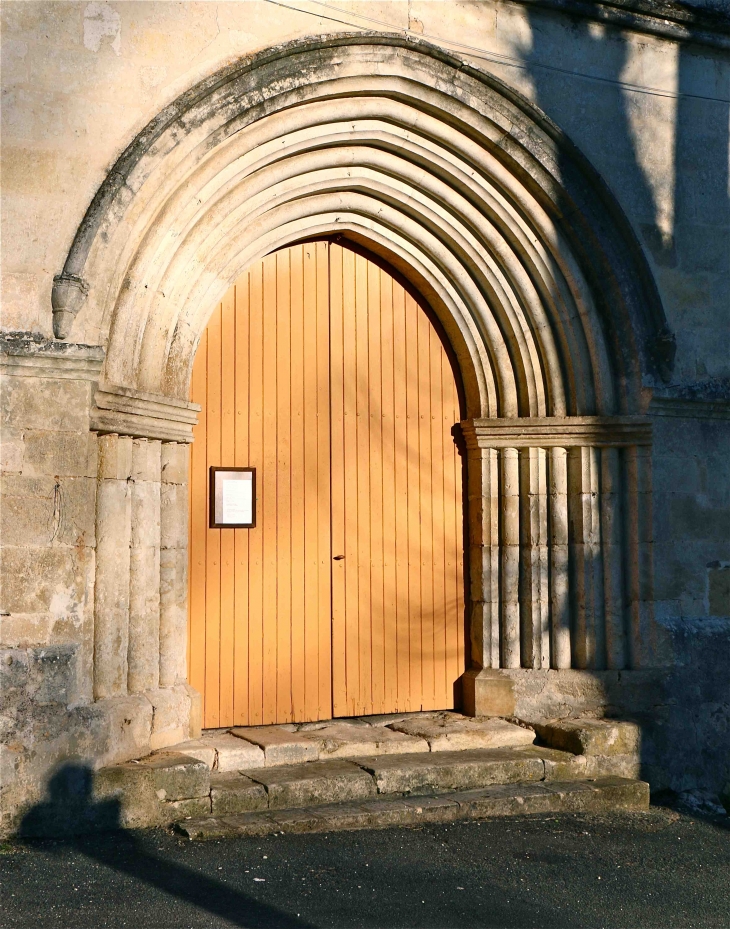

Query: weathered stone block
[389,714,534,751]
[93,762,162,829]
[205,732,266,771]
[22,431,92,478]
[0,377,90,433]
[93,695,153,769]
[210,772,268,814]
[0,429,24,472]
[161,443,188,484]
[298,721,428,758]
[352,749,544,794]
[28,645,78,706]
[242,760,376,810]
[1,547,82,614]
[519,745,588,780]
[146,686,191,751]
[163,796,211,821]
[583,754,642,779]
[139,751,210,801]
[532,718,641,756]
[165,739,216,769]
[160,483,188,549]
[462,669,515,717]
[231,726,319,765]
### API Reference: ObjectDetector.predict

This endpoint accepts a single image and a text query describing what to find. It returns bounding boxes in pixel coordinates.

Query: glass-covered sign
[210,467,256,528]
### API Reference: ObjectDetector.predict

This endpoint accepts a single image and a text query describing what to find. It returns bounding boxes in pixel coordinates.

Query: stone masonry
[1,1,729,834]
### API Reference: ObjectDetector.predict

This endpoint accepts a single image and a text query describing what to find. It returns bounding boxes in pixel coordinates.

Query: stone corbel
[52,272,89,340]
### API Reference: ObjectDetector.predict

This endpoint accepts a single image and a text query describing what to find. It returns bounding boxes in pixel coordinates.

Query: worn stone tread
[350,747,547,793]
[176,777,650,839]
[240,758,377,810]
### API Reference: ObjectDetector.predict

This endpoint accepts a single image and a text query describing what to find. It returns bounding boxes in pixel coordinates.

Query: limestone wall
[1,1,729,829]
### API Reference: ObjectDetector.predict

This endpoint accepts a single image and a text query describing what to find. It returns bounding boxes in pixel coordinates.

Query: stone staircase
[93,713,649,837]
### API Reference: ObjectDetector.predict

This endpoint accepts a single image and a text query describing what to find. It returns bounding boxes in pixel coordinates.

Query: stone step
[166,712,536,770]
[177,776,650,839]
[205,745,586,816]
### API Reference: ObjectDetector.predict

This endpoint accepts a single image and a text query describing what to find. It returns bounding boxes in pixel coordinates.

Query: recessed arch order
[54,33,671,418]
[57,34,666,683]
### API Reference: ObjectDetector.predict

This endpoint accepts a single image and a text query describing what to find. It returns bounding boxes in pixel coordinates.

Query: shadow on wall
[18,763,309,928]
[521,1,730,376]
[515,6,730,802]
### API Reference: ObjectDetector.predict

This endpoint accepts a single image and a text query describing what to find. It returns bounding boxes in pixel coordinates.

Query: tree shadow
[18,762,311,928]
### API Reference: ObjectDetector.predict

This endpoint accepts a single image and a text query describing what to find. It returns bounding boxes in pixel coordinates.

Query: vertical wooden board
[404,292,422,710]
[417,306,435,709]
[367,260,385,715]
[247,263,265,725]
[379,270,398,714]
[340,246,360,717]
[289,245,306,719]
[276,249,293,722]
[330,244,347,717]
[233,276,250,725]
[219,286,236,726]
[443,356,461,692]
[391,281,411,710]
[189,330,208,702]
[315,241,332,720]
[429,336,447,709]
[205,304,222,727]
[261,253,279,724]
[355,253,372,716]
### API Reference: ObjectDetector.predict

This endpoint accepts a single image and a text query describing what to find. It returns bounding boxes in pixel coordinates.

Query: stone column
[519,447,549,669]
[466,446,500,670]
[94,434,133,699]
[500,447,521,668]
[548,446,571,669]
[601,447,627,669]
[568,445,606,669]
[159,442,189,687]
[128,439,161,693]
[624,444,654,668]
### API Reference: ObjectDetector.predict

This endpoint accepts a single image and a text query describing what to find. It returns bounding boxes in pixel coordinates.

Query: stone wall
[0,338,199,835]
[1,1,729,830]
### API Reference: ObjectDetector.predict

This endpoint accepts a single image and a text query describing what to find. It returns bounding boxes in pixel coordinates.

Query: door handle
[333,555,345,560]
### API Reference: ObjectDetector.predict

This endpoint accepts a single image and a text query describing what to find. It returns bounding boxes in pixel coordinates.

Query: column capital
[459,416,652,449]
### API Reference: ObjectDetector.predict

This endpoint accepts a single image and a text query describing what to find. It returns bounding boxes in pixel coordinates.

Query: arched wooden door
[189,241,465,728]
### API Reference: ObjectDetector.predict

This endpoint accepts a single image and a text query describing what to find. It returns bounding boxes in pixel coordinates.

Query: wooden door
[189,241,464,728]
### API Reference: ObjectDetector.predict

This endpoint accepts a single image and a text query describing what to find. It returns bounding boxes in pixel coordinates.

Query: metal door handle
[333,555,345,560]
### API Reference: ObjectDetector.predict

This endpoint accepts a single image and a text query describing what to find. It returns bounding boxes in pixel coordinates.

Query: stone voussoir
[176,777,650,839]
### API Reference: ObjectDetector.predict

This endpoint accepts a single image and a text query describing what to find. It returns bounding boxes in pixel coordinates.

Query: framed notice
[209,467,256,529]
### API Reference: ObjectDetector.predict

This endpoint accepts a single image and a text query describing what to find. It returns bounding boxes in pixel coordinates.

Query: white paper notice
[222,476,253,524]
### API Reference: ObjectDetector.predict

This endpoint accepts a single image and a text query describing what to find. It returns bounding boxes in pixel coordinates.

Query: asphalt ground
[1,807,728,929]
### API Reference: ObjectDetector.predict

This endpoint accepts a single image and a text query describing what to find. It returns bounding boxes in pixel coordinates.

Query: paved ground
[1,807,728,928]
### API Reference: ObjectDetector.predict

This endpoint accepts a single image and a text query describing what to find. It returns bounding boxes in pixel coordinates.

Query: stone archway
[52,34,670,729]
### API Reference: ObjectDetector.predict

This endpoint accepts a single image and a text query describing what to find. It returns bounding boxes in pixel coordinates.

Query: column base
[461,669,516,717]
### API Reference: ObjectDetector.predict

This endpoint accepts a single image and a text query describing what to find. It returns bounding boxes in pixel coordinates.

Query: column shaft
[548,447,571,669]
[159,442,190,687]
[500,447,520,668]
[128,438,162,693]
[94,434,132,699]
[601,446,627,669]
